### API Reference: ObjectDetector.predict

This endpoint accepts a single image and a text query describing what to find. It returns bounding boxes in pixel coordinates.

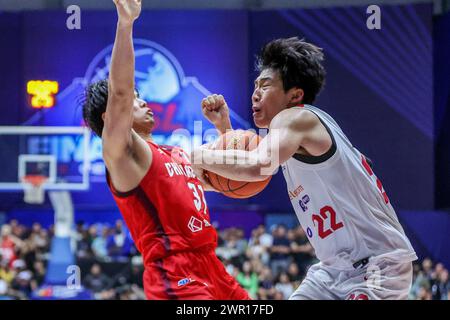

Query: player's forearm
[214,118,233,135]
[108,21,135,98]
[193,148,269,182]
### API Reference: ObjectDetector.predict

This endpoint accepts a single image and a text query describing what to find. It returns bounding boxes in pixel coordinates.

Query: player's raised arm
[201,94,233,135]
[192,108,332,182]
[102,0,142,158]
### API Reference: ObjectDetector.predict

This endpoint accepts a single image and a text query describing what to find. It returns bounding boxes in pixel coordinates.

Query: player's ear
[101,112,106,121]
[288,88,304,106]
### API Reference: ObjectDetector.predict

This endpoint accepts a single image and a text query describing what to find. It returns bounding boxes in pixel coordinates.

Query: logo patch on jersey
[177,278,194,287]
[299,194,310,212]
[288,184,304,200]
[306,227,313,238]
[188,216,203,232]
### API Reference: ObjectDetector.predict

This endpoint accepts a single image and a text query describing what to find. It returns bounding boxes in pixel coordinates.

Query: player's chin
[253,116,269,129]
[145,118,155,129]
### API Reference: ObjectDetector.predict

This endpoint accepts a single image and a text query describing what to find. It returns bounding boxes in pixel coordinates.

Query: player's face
[252,69,292,128]
[132,91,155,132]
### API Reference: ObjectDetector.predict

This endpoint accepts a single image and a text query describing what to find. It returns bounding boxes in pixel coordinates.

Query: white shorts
[289,258,413,300]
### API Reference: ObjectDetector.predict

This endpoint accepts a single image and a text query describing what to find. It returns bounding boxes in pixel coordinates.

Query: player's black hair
[81,80,141,137]
[82,79,109,137]
[256,37,326,104]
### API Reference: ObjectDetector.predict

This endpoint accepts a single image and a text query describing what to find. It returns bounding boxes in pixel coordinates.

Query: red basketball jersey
[106,141,217,266]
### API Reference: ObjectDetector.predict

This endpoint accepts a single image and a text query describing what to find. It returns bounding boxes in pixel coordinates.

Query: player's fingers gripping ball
[206,130,272,198]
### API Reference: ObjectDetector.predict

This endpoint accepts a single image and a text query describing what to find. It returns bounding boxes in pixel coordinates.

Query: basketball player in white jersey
[192,37,417,300]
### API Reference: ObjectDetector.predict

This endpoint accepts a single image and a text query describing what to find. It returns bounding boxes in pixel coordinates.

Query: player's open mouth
[252,106,261,117]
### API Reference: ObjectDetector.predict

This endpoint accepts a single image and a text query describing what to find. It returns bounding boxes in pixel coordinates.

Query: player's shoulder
[159,144,190,163]
[270,106,321,131]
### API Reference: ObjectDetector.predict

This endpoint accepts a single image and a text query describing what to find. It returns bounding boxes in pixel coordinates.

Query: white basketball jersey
[281,105,417,270]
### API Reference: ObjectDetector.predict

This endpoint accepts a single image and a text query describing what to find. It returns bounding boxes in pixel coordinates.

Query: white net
[22,176,47,204]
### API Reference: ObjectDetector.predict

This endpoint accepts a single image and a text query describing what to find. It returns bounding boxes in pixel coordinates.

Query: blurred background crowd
[0,220,448,300]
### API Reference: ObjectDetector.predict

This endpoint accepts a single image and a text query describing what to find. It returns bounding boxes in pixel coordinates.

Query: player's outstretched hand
[201,94,231,129]
[191,144,217,192]
[113,0,142,25]
[192,164,217,192]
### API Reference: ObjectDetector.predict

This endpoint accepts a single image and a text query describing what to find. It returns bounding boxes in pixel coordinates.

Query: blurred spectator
[216,228,247,264]
[83,263,113,295]
[11,269,33,298]
[287,262,300,284]
[258,266,275,300]
[249,257,264,275]
[0,260,14,284]
[76,226,94,259]
[236,261,259,299]
[222,258,237,276]
[255,224,273,248]
[248,225,273,264]
[274,272,294,299]
[107,220,133,259]
[434,263,445,276]
[29,223,46,248]
[431,268,449,300]
[92,227,110,261]
[410,269,430,299]
[273,290,284,300]
[234,229,248,256]
[246,233,269,265]
[23,226,49,270]
[32,260,46,288]
[1,224,24,267]
[422,258,433,279]
[129,256,144,289]
[269,225,291,277]
[290,225,315,276]
[0,279,10,300]
[12,259,26,274]
[416,285,432,300]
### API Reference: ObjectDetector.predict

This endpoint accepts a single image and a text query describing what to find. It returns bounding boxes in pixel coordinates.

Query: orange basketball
[205,130,272,199]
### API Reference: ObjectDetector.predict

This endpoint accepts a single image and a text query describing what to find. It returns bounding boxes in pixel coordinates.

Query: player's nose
[252,90,261,104]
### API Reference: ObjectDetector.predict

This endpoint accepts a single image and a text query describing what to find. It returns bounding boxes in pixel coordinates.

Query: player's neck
[136,130,153,143]
[141,132,153,143]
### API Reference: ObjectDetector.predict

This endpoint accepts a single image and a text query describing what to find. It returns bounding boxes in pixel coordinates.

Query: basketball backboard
[0,126,91,192]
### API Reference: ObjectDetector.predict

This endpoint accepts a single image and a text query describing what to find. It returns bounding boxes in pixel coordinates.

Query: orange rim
[22,175,48,187]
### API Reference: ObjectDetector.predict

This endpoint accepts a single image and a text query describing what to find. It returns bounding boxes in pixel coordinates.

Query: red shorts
[143,249,250,300]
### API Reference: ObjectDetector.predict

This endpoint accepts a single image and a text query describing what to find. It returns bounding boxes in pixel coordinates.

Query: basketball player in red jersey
[81,0,249,300]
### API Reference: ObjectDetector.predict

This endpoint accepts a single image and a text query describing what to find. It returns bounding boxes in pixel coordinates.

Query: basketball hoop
[22,175,47,204]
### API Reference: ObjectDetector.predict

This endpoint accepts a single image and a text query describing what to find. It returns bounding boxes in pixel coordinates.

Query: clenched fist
[201,94,232,134]
[113,0,142,25]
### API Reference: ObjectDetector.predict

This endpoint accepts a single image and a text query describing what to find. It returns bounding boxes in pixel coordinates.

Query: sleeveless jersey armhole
[292,110,337,164]
[105,141,156,198]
